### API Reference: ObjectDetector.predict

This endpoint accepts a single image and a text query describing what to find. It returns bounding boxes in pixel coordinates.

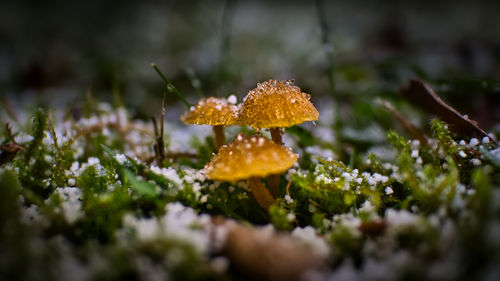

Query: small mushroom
[204,133,298,210]
[238,80,319,196]
[181,96,239,149]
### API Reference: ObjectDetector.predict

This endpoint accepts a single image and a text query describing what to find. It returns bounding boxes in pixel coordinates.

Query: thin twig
[5,123,17,144]
[47,113,61,153]
[161,92,165,141]
[285,179,292,197]
[152,92,167,167]
[152,116,160,141]
[152,116,162,166]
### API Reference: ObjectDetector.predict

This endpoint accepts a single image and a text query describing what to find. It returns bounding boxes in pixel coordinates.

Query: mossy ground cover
[1,75,499,280]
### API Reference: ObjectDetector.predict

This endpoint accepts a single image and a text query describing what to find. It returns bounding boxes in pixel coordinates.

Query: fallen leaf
[399,79,489,138]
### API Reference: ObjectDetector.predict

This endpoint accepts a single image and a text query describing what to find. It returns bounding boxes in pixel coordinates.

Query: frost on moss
[0,98,499,280]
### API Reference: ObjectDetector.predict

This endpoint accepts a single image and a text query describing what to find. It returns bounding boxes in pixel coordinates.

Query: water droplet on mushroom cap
[238,79,319,129]
[204,133,298,182]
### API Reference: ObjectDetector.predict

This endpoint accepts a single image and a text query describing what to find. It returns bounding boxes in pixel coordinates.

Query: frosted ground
[1,95,500,280]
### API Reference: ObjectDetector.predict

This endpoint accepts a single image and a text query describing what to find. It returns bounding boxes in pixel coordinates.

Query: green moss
[291,173,354,221]
[0,170,21,234]
[329,226,363,262]
[270,199,295,231]
[23,109,48,163]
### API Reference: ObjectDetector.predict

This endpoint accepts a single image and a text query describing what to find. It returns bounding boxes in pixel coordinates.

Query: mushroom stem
[268,127,284,197]
[248,177,275,210]
[268,175,280,198]
[213,125,225,149]
[270,127,283,145]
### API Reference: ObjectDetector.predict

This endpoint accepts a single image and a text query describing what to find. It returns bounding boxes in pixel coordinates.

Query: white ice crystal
[469,138,479,146]
[471,158,482,166]
[150,166,183,187]
[21,204,48,226]
[114,153,127,164]
[411,149,419,158]
[385,186,394,195]
[53,187,83,224]
[68,178,76,186]
[227,95,237,105]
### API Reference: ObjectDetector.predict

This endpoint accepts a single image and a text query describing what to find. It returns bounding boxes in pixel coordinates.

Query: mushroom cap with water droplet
[204,133,298,182]
[181,97,239,126]
[238,80,319,129]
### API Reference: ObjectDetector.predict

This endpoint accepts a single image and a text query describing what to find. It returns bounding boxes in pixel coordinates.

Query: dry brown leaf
[399,79,489,138]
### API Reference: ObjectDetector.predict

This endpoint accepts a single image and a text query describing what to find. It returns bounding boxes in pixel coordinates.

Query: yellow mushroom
[238,80,319,196]
[204,133,298,210]
[181,97,239,149]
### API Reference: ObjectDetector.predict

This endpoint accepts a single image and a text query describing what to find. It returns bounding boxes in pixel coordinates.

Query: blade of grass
[122,168,157,198]
[151,63,190,108]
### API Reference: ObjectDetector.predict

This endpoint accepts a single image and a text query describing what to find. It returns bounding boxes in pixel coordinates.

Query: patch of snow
[385,209,418,228]
[150,166,183,187]
[291,226,330,258]
[53,187,83,224]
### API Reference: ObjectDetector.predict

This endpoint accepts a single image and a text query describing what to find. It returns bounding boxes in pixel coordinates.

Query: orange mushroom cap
[181,97,239,126]
[204,133,298,182]
[238,80,319,129]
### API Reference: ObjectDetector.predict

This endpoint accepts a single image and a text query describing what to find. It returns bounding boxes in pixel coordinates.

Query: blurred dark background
[1,0,499,126]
